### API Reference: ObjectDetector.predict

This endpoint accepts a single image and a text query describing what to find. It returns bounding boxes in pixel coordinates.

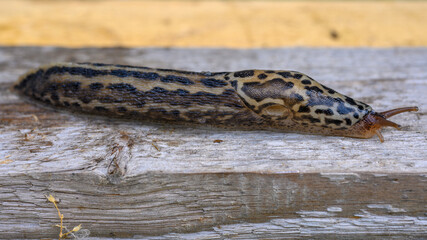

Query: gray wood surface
[0,47,426,239]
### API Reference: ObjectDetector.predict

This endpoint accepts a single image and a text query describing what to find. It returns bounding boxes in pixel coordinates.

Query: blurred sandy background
[0,0,426,48]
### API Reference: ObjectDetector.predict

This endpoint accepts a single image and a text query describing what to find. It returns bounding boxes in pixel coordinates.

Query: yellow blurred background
[0,0,426,48]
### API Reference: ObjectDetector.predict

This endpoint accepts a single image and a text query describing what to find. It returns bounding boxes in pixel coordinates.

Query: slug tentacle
[379,106,419,118]
[375,130,384,143]
[13,62,418,142]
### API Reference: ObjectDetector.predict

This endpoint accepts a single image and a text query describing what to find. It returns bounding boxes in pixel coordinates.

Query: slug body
[14,63,418,142]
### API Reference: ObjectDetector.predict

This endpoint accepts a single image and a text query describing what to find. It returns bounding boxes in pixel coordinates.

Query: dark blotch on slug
[277,72,293,78]
[72,67,100,78]
[326,88,336,94]
[72,102,81,108]
[201,78,228,87]
[301,115,321,123]
[202,71,229,77]
[334,97,344,103]
[132,71,159,80]
[117,106,127,113]
[230,80,238,89]
[344,118,352,125]
[234,70,254,78]
[321,84,336,94]
[50,66,105,78]
[171,110,180,117]
[258,73,268,79]
[293,73,303,79]
[315,108,334,116]
[47,83,59,91]
[221,88,238,97]
[42,66,65,75]
[285,81,294,89]
[353,113,359,119]
[89,82,104,90]
[111,69,159,80]
[325,118,343,126]
[146,107,185,121]
[51,93,59,101]
[298,106,311,113]
[345,97,358,106]
[107,83,137,92]
[174,89,190,96]
[161,75,194,85]
[79,95,92,104]
[44,83,58,93]
[94,106,109,112]
[192,91,218,100]
[149,86,167,94]
[62,81,81,93]
[110,69,160,80]
[301,80,311,85]
[110,69,131,78]
[305,86,324,94]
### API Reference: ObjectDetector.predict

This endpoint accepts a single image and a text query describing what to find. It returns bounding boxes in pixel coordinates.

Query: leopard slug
[13,62,418,142]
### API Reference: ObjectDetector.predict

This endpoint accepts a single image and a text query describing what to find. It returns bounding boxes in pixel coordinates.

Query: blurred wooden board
[1,1,427,47]
[0,47,426,239]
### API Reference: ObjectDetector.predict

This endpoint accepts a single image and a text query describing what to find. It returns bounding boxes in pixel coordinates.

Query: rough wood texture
[0,47,426,239]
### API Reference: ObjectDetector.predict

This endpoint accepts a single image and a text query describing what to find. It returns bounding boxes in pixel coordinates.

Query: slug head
[354,106,418,142]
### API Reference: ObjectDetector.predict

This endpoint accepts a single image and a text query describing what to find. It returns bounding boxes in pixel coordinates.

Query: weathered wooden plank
[0,47,426,239]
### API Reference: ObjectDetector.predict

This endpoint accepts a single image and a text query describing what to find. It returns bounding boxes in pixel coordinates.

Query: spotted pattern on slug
[232,70,371,129]
[14,62,418,141]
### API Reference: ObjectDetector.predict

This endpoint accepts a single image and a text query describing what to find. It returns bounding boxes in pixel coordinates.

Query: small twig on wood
[46,195,83,239]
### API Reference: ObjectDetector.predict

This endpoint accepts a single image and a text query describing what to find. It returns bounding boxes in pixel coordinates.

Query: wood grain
[0,47,426,239]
